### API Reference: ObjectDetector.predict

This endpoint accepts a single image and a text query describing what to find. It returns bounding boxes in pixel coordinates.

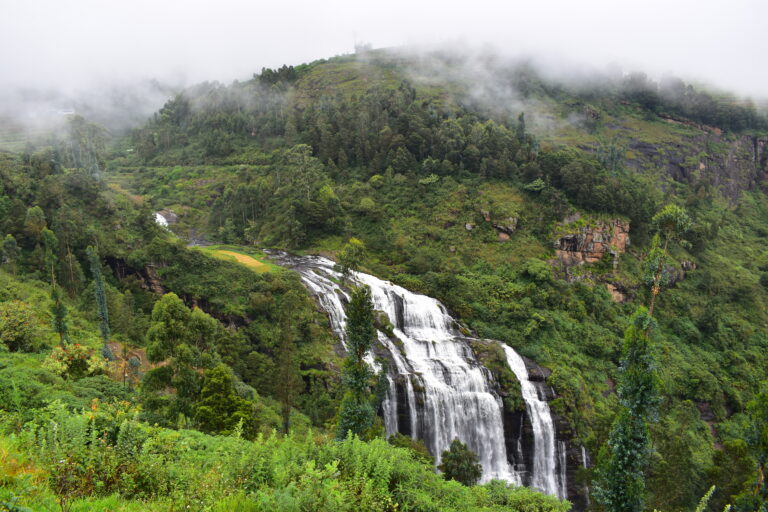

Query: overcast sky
[1,0,766,98]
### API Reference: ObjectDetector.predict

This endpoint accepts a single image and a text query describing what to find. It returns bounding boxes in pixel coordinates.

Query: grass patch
[193,244,280,273]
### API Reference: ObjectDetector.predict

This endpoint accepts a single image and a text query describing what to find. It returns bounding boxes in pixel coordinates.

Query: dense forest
[1,49,768,511]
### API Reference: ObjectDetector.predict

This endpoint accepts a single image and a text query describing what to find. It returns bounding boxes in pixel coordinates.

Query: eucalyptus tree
[595,205,690,512]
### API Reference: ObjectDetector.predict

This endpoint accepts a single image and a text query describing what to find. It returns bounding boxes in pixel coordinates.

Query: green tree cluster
[194,363,274,439]
[439,438,483,486]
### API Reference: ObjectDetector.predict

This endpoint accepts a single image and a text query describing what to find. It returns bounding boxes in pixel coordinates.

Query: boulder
[157,209,179,224]
[493,217,518,235]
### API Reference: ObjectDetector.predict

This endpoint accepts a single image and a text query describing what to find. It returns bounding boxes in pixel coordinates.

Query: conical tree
[337,285,376,440]
[86,246,112,359]
[594,307,660,512]
[50,284,69,346]
[274,290,305,433]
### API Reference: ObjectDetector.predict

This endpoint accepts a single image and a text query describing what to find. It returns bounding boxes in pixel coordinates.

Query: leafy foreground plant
[0,402,570,512]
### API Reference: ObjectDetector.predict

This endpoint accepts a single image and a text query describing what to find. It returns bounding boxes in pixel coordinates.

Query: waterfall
[559,441,568,499]
[154,212,168,227]
[581,446,591,506]
[500,344,566,498]
[269,252,566,493]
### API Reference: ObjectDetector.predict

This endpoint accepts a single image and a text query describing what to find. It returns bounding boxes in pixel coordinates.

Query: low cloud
[1,0,765,132]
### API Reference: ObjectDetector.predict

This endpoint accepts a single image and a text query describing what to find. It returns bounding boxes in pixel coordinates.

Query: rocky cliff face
[627,129,768,201]
[553,217,630,270]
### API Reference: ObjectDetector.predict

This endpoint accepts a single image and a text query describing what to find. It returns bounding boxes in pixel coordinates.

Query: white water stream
[501,344,565,496]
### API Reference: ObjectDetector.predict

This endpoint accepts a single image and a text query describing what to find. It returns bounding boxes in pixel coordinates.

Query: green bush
[0,301,41,352]
[7,404,569,512]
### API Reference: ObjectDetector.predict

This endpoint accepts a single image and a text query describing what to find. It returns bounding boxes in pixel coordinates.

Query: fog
[1,0,766,130]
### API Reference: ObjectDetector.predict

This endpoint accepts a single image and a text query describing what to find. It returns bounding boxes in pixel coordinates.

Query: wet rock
[141,264,165,295]
[374,310,395,337]
[157,209,179,224]
[524,357,552,385]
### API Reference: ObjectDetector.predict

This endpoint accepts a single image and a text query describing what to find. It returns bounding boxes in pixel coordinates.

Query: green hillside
[1,50,767,511]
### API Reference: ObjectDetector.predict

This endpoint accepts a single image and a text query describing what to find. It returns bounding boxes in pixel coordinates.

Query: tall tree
[60,250,85,296]
[595,205,689,512]
[594,308,660,512]
[50,284,69,346]
[1,234,19,274]
[745,382,768,507]
[86,246,112,358]
[337,285,376,440]
[516,112,526,143]
[41,227,58,284]
[645,204,691,316]
[23,205,46,243]
[274,290,304,433]
[143,293,208,426]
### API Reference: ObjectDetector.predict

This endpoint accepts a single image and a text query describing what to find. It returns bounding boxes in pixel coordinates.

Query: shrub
[438,438,482,486]
[0,301,39,352]
[42,344,106,380]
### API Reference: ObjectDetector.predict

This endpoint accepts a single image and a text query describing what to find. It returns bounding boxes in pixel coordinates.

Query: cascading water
[501,344,566,497]
[559,441,568,499]
[581,446,591,506]
[269,252,566,495]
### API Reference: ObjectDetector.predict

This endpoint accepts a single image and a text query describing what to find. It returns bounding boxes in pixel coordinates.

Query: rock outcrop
[664,260,698,287]
[479,209,519,241]
[553,217,630,268]
[141,264,166,295]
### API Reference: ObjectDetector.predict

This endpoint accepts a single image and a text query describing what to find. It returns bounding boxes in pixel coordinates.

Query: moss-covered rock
[468,339,525,414]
